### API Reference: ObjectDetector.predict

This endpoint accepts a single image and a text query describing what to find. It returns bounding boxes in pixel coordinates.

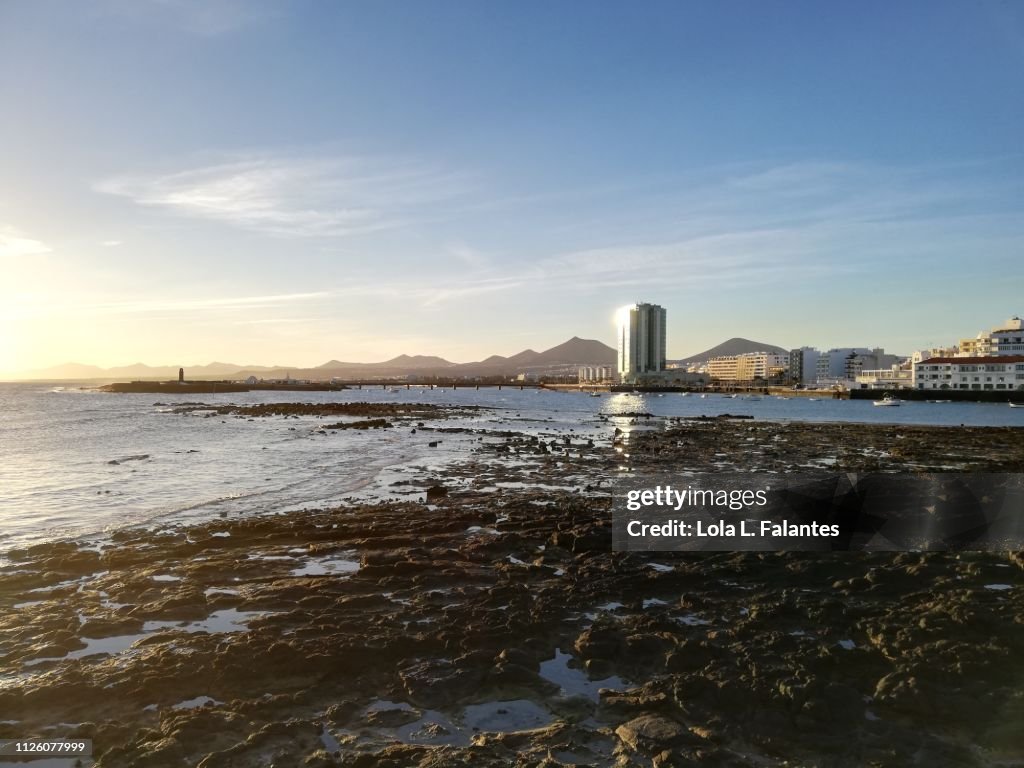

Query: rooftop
[918,355,1024,365]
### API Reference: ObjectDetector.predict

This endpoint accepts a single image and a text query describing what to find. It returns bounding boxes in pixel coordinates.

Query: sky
[1,0,1023,376]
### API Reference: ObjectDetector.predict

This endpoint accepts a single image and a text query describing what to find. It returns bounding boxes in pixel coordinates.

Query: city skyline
[2,2,1023,377]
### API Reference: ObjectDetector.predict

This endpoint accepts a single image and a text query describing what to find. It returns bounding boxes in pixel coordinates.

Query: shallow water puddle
[461,699,553,732]
[290,554,360,577]
[26,609,271,665]
[203,587,240,597]
[320,725,342,752]
[173,695,221,710]
[539,650,627,701]
[66,633,150,660]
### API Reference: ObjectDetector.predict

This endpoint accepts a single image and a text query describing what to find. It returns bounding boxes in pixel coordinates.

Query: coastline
[2,416,1023,766]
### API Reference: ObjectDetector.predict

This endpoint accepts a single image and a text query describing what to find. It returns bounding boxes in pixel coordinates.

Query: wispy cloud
[446,242,491,269]
[98,0,278,37]
[417,277,525,307]
[101,240,123,247]
[0,226,51,258]
[76,291,330,316]
[97,154,475,238]
[421,158,1024,301]
[727,161,855,196]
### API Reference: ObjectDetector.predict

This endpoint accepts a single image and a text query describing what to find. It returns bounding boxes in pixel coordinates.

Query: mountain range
[18,337,619,381]
[18,336,790,381]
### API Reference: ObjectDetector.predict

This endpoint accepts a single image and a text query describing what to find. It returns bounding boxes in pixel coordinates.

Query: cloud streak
[0,226,51,258]
[98,0,279,38]
[76,291,331,316]
[97,154,475,238]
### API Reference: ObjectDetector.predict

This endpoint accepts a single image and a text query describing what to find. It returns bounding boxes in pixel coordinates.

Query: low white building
[913,355,1024,391]
[855,366,912,389]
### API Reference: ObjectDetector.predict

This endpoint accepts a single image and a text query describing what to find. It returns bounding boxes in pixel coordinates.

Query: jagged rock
[615,714,695,755]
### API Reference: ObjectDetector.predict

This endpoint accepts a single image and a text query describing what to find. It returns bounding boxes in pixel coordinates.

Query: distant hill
[534,336,616,365]
[673,337,788,366]
[18,336,618,381]
[19,361,277,381]
[314,354,455,370]
[385,354,457,369]
[456,337,616,373]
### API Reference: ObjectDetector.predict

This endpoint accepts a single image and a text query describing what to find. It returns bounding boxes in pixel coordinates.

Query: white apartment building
[814,348,899,381]
[706,356,739,380]
[815,348,871,380]
[913,356,1024,391]
[911,347,958,365]
[957,317,1024,357]
[707,351,789,382]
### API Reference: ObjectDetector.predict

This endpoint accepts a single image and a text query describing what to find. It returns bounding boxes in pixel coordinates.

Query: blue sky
[1,0,1022,373]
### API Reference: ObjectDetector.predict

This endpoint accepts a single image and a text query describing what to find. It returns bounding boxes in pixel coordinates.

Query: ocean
[1,381,1022,554]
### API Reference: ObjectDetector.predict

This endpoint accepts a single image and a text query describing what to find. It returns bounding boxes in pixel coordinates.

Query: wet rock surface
[171,402,482,421]
[1,418,1022,766]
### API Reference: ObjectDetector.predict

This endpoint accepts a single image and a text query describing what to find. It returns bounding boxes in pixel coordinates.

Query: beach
[2,407,1023,767]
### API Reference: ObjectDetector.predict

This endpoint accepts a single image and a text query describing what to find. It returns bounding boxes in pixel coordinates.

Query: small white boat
[722,394,737,399]
[807,397,820,401]
[873,394,901,407]
[700,393,708,399]
[589,392,602,398]
[745,395,762,401]
[1010,402,1023,409]
[679,392,690,397]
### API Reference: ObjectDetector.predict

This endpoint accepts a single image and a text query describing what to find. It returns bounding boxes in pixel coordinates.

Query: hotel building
[617,303,667,384]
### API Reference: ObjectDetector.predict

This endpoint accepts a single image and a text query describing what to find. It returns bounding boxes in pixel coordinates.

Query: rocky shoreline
[2,413,1022,767]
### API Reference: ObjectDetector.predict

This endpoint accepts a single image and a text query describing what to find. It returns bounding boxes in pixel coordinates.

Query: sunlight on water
[1,382,1022,553]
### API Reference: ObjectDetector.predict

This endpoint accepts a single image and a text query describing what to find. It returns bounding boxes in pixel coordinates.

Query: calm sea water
[1,382,1022,553]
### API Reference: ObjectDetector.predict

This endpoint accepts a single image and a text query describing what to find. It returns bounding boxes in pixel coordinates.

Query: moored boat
[873,393,901,407]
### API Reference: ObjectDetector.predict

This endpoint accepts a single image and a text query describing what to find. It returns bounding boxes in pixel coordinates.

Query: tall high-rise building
[616,302,667,383]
